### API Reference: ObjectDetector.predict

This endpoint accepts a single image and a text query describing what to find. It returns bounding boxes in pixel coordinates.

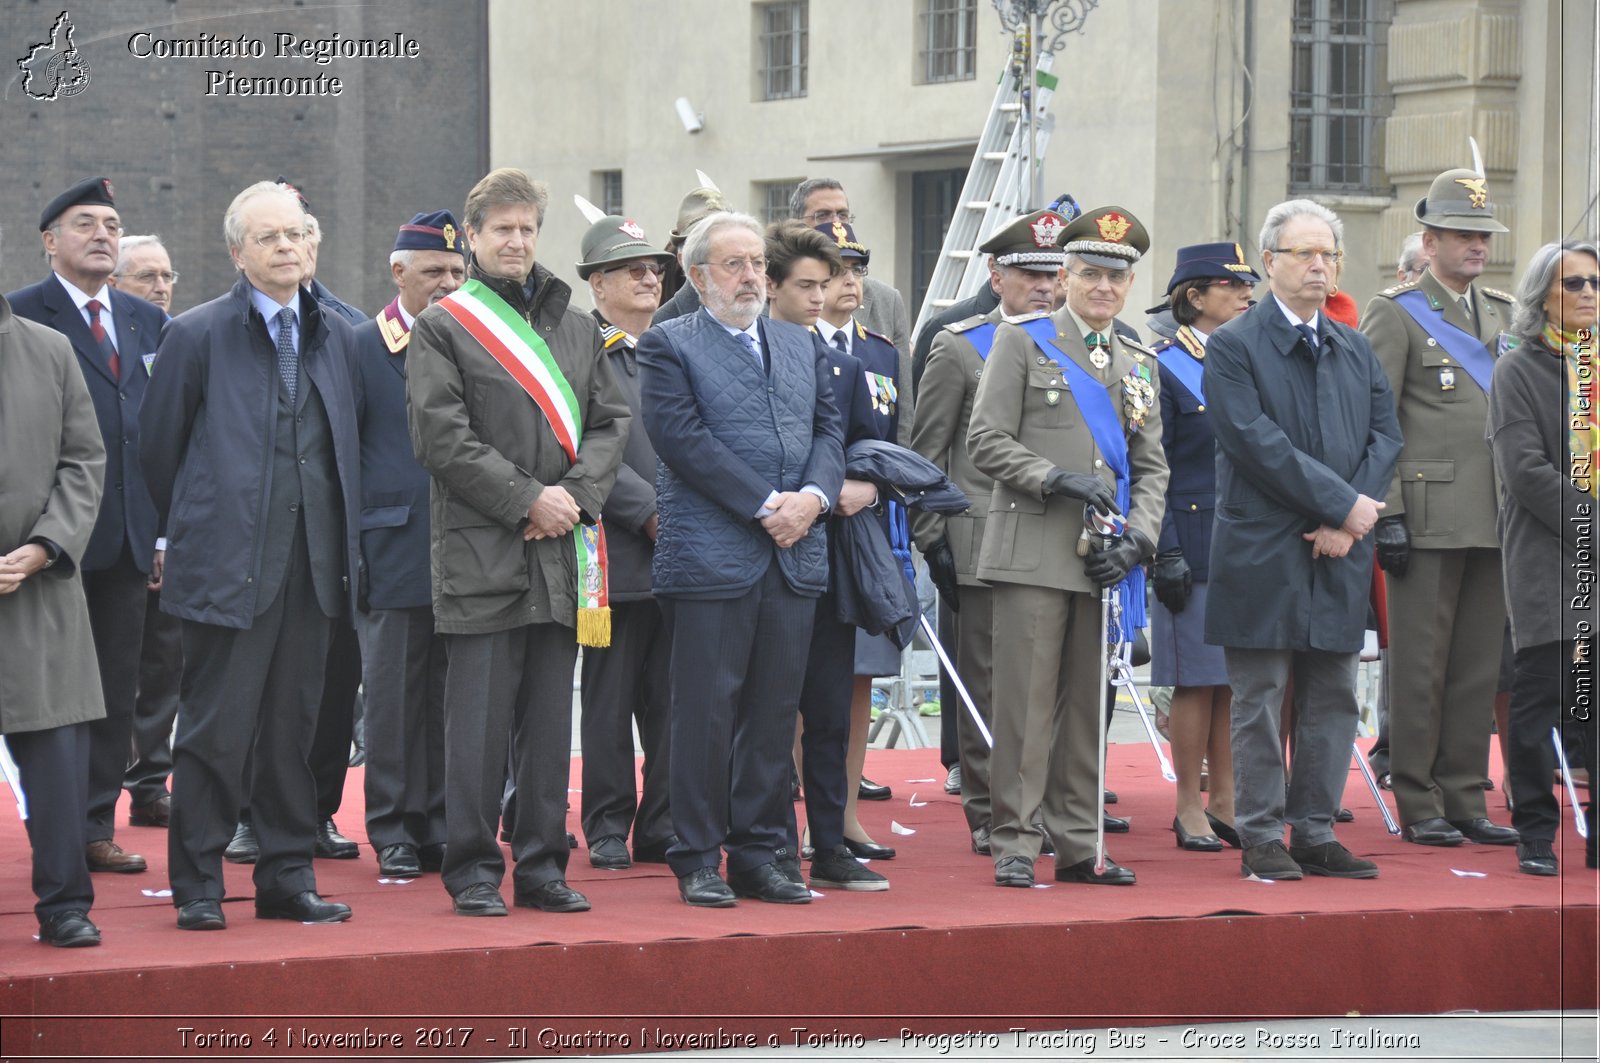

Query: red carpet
[2,743,1595,1060]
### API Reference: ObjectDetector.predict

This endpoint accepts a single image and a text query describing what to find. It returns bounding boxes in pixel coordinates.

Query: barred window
[921,0,977,84]
[759,1,808,101]
[595,170,623,216]
[911,169,965,318]
[1289,0,1390,193]
[758,180,801,225]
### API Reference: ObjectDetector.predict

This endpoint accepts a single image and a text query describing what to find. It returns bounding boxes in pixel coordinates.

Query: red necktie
[87,299,119,379]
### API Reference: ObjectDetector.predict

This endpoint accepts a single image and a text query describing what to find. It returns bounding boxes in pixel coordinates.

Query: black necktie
[1295,323,1319,353]
[831,331,848,355]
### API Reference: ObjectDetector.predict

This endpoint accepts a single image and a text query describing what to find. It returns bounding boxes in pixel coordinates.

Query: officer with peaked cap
[967,206,1168,888]
[574,215,678,871]
[1360,169,1519,849]
[910,208,1068,856]
[350,211,467,879]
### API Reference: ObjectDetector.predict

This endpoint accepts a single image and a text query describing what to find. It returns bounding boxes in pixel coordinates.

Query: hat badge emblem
[1030,213,1065,248]
[831,220,849,243]
[442,223,457,248]
[1096,212,1131,243]
[1454,176,1489,209]
[102,178,114,199]
[619,219,646,240]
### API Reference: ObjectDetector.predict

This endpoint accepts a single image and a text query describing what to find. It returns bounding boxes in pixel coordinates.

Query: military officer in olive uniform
[1361,168,1519,848]
[968,207,1168,888]
[910,208,1068,855]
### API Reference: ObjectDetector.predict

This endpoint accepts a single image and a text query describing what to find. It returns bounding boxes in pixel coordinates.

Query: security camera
[675,97,705,135]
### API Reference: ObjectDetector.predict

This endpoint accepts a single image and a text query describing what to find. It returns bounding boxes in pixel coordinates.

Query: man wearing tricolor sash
[406,169,628,918]
[968,207,1169,889]
[1360,167,1519,850]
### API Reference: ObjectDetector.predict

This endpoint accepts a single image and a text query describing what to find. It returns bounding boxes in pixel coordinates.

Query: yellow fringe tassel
[577,606,612,648]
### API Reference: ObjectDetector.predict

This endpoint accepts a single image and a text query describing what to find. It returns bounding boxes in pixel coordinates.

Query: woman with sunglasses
[1487,239,1600,875]
[1147,243,1260,852]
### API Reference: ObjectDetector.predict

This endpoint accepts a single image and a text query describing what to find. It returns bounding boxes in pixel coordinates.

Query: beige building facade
[491,0,1596,330]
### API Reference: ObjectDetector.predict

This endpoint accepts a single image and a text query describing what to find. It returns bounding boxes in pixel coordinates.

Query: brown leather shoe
[129,794,172,827]
[86,839,148,874]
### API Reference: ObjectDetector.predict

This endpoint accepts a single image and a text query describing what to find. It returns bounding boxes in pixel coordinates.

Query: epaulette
[855,321,894,345]
[1481,286,1515,303]
[598,322,629,349]
[945,314,992,334]
[1118,335,1155,362]
[1378,280,1418,298]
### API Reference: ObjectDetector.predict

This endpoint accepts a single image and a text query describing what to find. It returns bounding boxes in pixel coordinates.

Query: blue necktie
[1295,323,1319,354]
[274,307,298,404]
[831,331,848,355]
[738,330,761,367]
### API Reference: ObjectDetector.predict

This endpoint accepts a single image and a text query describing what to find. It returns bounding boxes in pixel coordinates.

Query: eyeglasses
[64,215,121,237]
[125,270,179,285]
[1559,275,1600,293]
[1068,267,1132,287]
[845,263,869,277]
[707,256,766,275]
[1270,246,1344,265]
[250,227,308,248]
[603,261,664,281]
[803,210,854,225]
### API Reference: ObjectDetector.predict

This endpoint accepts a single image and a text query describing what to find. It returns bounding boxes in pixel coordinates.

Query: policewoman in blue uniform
[812,221,905,862]
[1147,243,1260,854]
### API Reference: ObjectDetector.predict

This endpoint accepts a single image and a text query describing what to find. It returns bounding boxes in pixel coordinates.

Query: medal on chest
[1122,362,1156,431]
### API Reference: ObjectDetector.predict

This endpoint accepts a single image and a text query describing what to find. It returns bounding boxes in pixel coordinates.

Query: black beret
[40,176,115,231]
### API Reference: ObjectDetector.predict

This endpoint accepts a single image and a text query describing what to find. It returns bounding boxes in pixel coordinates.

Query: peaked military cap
[979,209,1069,272]
[1163,241,1261,294]
[1059,206,1149,269]
[816,220,870,262]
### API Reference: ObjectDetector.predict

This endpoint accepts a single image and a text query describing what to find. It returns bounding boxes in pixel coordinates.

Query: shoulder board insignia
[1118,336,1154,357]
[1481,287,1514,302]
[861,325,893,345]
[598,322,629,349]
[1379,281,1418,298]
[946,315,990,334]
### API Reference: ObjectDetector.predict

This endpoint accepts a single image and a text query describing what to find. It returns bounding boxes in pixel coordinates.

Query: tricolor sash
[1156,344,1205,406]
[437,279,610,647]
[1393,290,1495,394]
[1020,318,1147,641]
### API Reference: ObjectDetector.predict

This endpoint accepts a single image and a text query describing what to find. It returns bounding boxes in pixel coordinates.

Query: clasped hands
[0,544,49,595]
[761,490,824,549]
[1302,493,1385,560]
[525,485,582,541]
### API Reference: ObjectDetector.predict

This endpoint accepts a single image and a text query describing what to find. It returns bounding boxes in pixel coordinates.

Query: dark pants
[937,599,959,769]
[310,620,362,820]
[7,722,94,922]
[788,592,853,852]
[1507,640,1600,845]
[661,564,815,877]
[80,546,147,841]
[441,623,575,897]
[358,606,446,851]
[125,588,181,807]
[578,599,672,849]
[168,532,332,906]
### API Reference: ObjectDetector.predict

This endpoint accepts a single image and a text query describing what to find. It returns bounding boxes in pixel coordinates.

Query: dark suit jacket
[7,275,162,573]
[352,300,431,611]
[594,316,660,603]
[1152,336,1217,578]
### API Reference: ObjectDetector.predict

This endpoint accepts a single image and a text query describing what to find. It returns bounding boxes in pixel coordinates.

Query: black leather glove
[1151,550,1193,613]
[1084,528,1154,588]
[1374,515,1410,578]
[924,539,961,612]
[1043,468,1117,514]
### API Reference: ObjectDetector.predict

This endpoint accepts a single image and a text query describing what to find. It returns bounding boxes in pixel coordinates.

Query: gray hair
[789,178,845,219]
[1258,198,1344,257]
[115,233,166,275]
[223,181,304,251]
[1397,232,1426,275]
[388,249,415,270]
[303,213,322,245]
[1509,239,1600,342]
[681,211,764,270]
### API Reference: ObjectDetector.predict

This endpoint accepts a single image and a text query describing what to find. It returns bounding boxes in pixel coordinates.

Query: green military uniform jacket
[967,305,1168,591]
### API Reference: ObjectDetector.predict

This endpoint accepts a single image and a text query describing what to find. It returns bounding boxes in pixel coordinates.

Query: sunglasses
[603,261,664,280]
[1559,275,1600,293]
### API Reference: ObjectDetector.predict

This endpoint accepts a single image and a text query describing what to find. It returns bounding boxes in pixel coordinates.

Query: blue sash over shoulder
[1393,290,1495,394]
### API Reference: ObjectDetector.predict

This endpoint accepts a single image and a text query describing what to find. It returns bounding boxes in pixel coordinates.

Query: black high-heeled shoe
[1205,810,1242,849]
[1172,818,1223,852]
[842,837,896,860]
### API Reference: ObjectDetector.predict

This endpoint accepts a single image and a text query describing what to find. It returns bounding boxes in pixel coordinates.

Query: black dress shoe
[315,819,360,859]
[632,836,676,864]
[588,835,631,870]
[971,826,992,856]
[842,836,896,860]
[377,843,421,877]
[1335,807,1355,823]
[255,890,352,923]
[176,898,226,931]
[1054,856,1137,885]
[1173,818,1223,852]
[727,862,811,903]
[452,882,508,916]
[1103,812,1130,833]
[1402,817,1465,847]
[567,831,578,849]
[858,777,892,801]
[944,765,962,794]
[1103,789,1119,805]
[223,820,259,864]
[994,855,1034,888]
[39,909,101,947]
[791,767,802,802]
[129,794,172,828]
[1205,811,1242,849]
[418,843,446,872]
[678,867,736,907]
[1449,818,1519,846]
[1517,839,1558,876]
[515,880,590,913]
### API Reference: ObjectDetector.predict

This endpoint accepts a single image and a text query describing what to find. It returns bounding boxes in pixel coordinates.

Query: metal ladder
[910,49,1060,344]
